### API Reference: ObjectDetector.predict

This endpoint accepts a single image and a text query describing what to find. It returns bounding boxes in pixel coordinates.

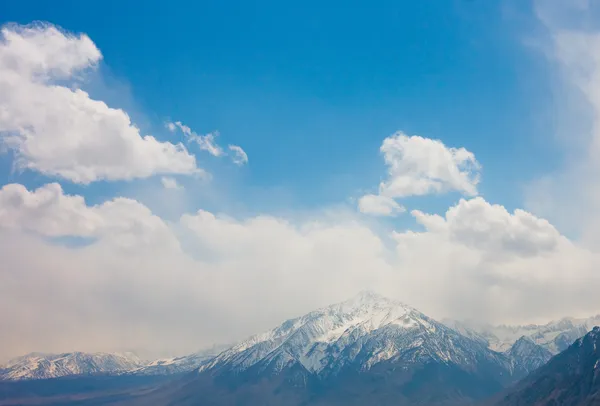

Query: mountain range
[0,352,144,381]
[444,315,600,354]
[0,291,598,406]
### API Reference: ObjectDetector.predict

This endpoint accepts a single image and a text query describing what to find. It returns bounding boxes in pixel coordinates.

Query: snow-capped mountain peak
[200,291,503,376]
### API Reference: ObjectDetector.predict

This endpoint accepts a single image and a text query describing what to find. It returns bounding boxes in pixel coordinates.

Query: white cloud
[161,176,183,190]
[358,132,480,216]
[379,132,481,198]
[357,194,405,216]
[0,184,393,360]
[191,132,223,157]
[2,182,599,362]
[0,23,201,184]
[165,122,177,132]
[391,196,598,323]
[0,183,179,251]
[168,121,250,165]
[168,121,224,157]
[228,144,248,165]
[407,197,564,259]
[525,1,600,248]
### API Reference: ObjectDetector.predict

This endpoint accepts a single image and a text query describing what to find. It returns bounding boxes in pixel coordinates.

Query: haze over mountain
[445,315,600,354]
[1,292,597,406]
[2,291,589,385]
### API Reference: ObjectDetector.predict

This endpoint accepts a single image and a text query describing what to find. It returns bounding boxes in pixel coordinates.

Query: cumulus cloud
[1,182,599,361]
[358,194,405,216]
[228,144,248,166]
[391,197,598,323]
[407,197,564,259]
[0,183,179,251]
[161,176,183,190]
[0,185,393,360]
[379,132,480,198]
[358,132,481,216]
[0,23,201,184]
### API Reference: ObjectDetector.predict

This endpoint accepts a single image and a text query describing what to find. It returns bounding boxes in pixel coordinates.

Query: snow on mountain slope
[128,345,228,376]
[128,353,212,376]
[200,291,511,378]
[504,336,553,378]
[0,352,144,380]
[445,315,600,354]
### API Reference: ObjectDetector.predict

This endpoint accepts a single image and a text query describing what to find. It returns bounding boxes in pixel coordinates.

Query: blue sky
[0,0,563,221]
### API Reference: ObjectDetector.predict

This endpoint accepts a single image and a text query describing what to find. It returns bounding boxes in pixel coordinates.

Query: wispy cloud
[167,121,224,157]
[358,194,405,216]
[228,145,248,166]
[161,177,183,190]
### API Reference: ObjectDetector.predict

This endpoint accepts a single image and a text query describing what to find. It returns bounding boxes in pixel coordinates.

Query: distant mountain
[445,316,600,354]
[0,352,144,380]
[491,326,600,406]
[504,336,553,379]
[135,291,521,406]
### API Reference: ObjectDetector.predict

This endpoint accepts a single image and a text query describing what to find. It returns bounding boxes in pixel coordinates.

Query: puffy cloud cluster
[380,133,481,198]
[1,181,599,360]
[0,24,201,183]
[0,183,393,359]
[359,132,480,216]
[409,197,564,258]
[0,183,179,251]
[391,197,598,323]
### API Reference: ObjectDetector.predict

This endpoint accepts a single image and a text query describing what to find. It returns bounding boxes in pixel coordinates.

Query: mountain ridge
[490,326,600,406]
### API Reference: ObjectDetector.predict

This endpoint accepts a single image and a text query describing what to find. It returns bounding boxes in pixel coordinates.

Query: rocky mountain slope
[503,336,553,379]
[491,326,600,406]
